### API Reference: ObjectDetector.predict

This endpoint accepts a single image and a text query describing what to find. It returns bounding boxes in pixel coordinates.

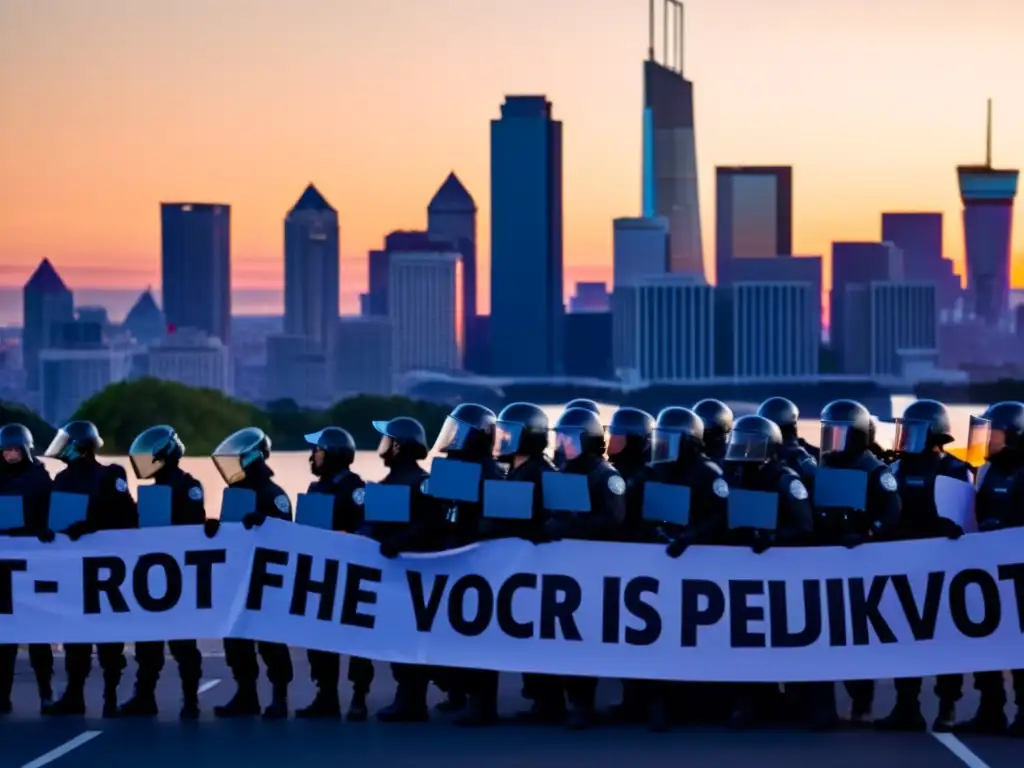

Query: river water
[34,398,983,519]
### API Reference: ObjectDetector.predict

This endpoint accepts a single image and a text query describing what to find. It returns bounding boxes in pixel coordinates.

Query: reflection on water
[33,400,984,519]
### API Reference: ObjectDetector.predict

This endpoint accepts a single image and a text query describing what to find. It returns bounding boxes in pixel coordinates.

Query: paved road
[2,647,1020,767]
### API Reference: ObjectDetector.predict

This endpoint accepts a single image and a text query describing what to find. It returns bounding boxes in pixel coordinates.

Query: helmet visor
[606,432,629,458]
[128,427,176,480]
[893,419,930,454]
[211,455,245,486]
[42,429,76,461]
[724,434,770,463]
[494,421,524,459]
[967,415,996,464]
[650,428,697,464]
[553,428,585,463]
[377,434,395,457]
[820,422,851,455]
[431,416,475,455]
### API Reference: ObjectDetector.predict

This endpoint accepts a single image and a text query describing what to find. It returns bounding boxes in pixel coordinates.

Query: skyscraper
[880,212,961,313]
[161,203,231,344]
[715,166,793,284]
[642,0,703,278]
[957,100,1019,327]
[283,184,340,352]
[490,95,564,376]
[728,282,819,379]
[830,241,903,367]
[634,274,715,382]
[389,251,463,373]
[843,282,938,377]
[427,173,477,356]
[22,259,74,391]
[612,216,669,376]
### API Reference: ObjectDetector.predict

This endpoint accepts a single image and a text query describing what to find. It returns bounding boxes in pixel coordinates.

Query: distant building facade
[389,251,463,373]
[334,316,393,397]
[39,347,133,424]
[634,275,715,382]
[22,259,74,391]
[715,166,793,284]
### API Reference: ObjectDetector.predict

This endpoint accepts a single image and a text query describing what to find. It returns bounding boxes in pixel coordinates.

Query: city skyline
[2,0,1023,314]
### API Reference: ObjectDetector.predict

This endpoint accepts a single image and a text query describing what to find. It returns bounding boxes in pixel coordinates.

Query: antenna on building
[648,0,655,61]
[678,2,685,76]
[985,97,992,168]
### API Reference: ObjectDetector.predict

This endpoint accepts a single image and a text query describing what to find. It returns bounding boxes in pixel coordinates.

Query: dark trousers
[731,683,788,721]
[524,673,563,705]
[223,638,293,687]
[463,668,500,703]
[844,679,875,713]
[306,651,374,693]
[64,643,125,687]
[390,662,430,702]
[895,674,962,705]
[563,675,598,710]
[1,644,54,698]
[134,640,202,689]
[974,669,1024,706]
[432,665,465,697]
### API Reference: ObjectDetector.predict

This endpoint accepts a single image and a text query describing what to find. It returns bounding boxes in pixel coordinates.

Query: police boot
[566,701,595,731]
[213,683,261,718]
[952,698,1007,736]
[262,685,288,720]
[609,682,644,724]
[931,699,956,732]
[180,679,201,721]
[119,684,158,717]
[377,686,429,723]
[846,700,873,727]
[37,678,54,714]
[453,694,498,727]
[874,699,926,732]
[102,676,121,718]
[346,686,369,722]
[296,687,341,719]
[43,681,86,716]
[435,690,466,713]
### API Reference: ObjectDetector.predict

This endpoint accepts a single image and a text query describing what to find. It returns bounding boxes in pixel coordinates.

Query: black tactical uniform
[210,427,295,720]
[875,400,971,733]
[720,415,818,731]
[370,417,446,723]
[490,402,563,723]
[548,407,627,729]
[295,426,374,722]
[816,400,902,723]
[118,425,212,719]
[41,421,138,718]
[427,403,507,727]
[646,407,731,731]
[954,401,1024,737]
[693,399,734,462]
[757,397,818,483]
[0,424,55,714]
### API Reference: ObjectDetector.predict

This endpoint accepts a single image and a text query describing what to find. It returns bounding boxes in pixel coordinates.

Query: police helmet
[651,407,704,464]
[894,399,953,454]
[0,423,35,462]
[757,397,800,435]
[495,402,549,460]
[969,401,1024,461]
[372,417,428,461]
[724,414,782,463]
[431,403,497,460]
[563,398,601,415]
[693,399,734,442]
[818,400,872,457]
[304,426,356,474]
[553,406,605,463]
[43,420,103,463]
[128,425,185,480]
[211,426,271,485]
[607,407,655,461]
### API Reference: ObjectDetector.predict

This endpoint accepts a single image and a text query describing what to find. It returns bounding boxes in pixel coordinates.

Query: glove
[64,520,92,542]
[241,512,265,530]
[37,528,56,544]
[940,518,963,540]
[841,532,864,549]
[525,527,550,545]
[979,518,1002,532]
[478,519,500,539]
[542,517,567,542]
[203,518,221,539]
[379,540,400,559]
[666,531,696,558]
[751,532,774,555]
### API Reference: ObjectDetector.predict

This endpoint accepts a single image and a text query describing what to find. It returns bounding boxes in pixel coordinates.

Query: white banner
[2,520,1024,683]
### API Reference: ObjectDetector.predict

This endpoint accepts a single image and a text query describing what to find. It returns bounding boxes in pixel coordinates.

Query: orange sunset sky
[1,0,1022,316]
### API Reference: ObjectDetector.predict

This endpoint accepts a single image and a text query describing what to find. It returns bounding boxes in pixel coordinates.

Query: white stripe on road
[20,731,102,768]
[930,733,992,768]
[198,679,221,695]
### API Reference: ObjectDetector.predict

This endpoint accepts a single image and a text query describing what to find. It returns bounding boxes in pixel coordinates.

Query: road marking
[20,730,102,768]
[198,679,221,695]
[930,733,992,768]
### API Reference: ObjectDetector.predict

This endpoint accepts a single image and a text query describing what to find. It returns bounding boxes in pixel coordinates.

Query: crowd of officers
[1,395,1023,737]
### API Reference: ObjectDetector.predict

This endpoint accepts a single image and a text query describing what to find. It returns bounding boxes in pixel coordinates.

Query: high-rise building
[38,347,133,424]
[634,275,715,382]
[142,329,231,393]
[264,334,330,407]
[490,95,564,376]
[160,203,231,343]
[283,184,340,354]
[22,259,74,391]
[843,282,937,377]
[569,282,611,313]
[122,289,166,346]
[957,100,1018,327]
[612,216,670,376]
[564,311,613,379]
[428,173,478,357]
[830,242,903,366]
[389,251,463,373]
[715,166,793,284]
[728,282,819,380]
[365,230,448,319]
[334,316,393,397]
[642,1,703,278]
[881,212,961,312]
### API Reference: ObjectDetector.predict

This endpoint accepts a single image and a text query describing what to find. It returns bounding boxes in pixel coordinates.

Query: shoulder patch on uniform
[274,494,291,513]
[712,477,730,499]
[352,487,365,505]
[607,475,626,495]
[188,485,203,501]
[788,479,808,500]
[420,479,429,495]
[879,472,898,492]
[115,477,128,493]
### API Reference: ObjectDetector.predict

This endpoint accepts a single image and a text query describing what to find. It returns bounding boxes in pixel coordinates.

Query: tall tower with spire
[956,99,1019,327]
[643,0,704,279]
[22,259,74,391]
[283,183,340,352]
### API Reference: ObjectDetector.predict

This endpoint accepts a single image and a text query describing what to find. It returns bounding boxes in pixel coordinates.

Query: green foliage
[323,395,450,450]
[0,401,56,448]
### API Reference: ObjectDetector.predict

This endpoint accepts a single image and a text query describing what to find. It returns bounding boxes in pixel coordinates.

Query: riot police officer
[370,417,445,723]
[295,426,374,722]
[564,398,601,415]
[548,406,627,729]
[875,399,972,733]
[0,423,55,714]
[816,400,901,724]
[954,401,1024,736]
[757,397,818,481]
[429,403,507,726]
[41,421,138,718]
[210,427,294,720]
[720,415,817,730]
[118,425,213,719]
[693,399,733,461]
